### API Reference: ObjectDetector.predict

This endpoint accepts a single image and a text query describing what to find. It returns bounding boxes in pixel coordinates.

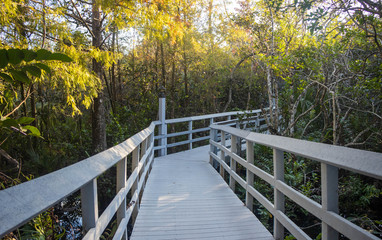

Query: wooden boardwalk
[130,146,273,240]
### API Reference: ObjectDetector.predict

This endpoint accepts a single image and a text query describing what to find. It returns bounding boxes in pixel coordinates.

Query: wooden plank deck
[130,146,273,240]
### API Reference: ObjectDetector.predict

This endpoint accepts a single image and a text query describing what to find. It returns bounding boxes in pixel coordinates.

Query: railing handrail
[209,124,382,240]
[212,124,382,180]
[154,109,265,155]
[0,122,156,238]
[0,109,264,239]
[164,109,263,124]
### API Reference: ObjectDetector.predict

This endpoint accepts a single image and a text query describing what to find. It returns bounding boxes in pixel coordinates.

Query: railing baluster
[81,179,98,234]
[321,163,339,240]
[274,149,285,240]
[159,95,167,156]
[188,121,193,150]
[141,139,147,163]
[209,128,218,166]
[229,135,237,191]
[148,133,154,172]
[210,118,218,168]
[116,157,127,240]
[246,140,254,211]
[132,145,141,222]
[220,131,226,177]
[142,138,150,185]
[256,112,260,130]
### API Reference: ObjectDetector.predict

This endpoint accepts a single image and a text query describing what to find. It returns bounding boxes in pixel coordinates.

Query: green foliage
[340,174,381,211]
[19,209,65,240]
[100,219,117,240]
[0,48,74,146]
[284,235,296,240]
[0,116,40,138]
[0,0,381,239]
[0,48,57,84]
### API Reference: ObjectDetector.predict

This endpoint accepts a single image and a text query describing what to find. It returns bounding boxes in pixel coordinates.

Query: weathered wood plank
[130,146,273,240]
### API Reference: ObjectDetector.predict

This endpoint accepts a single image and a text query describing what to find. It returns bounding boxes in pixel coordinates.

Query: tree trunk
[91,1,107,153]
[160,41,166,87]
[111,26,117,108]
[266,65,274,125]
[117,31,122,99]
[208,0,214,54]
[155,42,159,90]
[183,41,188,97]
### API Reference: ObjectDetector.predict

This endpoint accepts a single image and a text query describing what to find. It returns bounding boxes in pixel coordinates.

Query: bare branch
[0,149,19,168]
[4,88,32,118]
[301,112,322,137]
[99,32,113,49]
[340,105,382,120]
[223,53,257,112]
[70,0,95,38]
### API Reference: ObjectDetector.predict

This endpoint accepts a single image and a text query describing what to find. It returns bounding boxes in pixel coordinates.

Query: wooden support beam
[229,135,237,191]
[209,127,217,166]
[273,149,284,240]
[158,97,167,156]
[321,163,339,240]
[220,131,226,177]
[246,140,254,211]
[188,121,193,150]
[81,179,98,233]
[132,146,140,222]
[116,157,127,240]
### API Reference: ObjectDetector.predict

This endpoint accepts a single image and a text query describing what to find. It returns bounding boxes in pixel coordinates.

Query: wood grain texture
[130,146,273,240]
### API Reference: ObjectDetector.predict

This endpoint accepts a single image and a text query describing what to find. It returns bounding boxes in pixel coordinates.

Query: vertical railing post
[116,157,127,240]
[158,90,167,156]
[142,139,147,155]
[209,122,217,166]
[141,139,147,164]
[246,140,254,211]
[229,135,237,191]
[131,145,140,222]
[209,118,215,166]
[148,133,154,172]
[256,112,260,131]
[188,121,193,150]
[81,179,98,234]
[141,139,148,186]
[273,149,285,240]
[220,131,226,177]
[234,117,242,157]
[321,163,339,240]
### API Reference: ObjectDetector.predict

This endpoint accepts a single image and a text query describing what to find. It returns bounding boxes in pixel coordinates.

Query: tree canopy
[1,0,381,239]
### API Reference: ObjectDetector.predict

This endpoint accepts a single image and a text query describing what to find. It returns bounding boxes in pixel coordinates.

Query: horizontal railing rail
[0,122,156,240]
[209,124,382,240]
[154,109,266,155]
[0,108,267,239]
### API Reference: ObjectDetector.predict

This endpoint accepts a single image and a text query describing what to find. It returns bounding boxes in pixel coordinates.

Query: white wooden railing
[209,124,382,240]
[153,95,268,157]
[154,109,265,156]
[0,103,262,239]
[0,122,156,240]
[3,98,380,240]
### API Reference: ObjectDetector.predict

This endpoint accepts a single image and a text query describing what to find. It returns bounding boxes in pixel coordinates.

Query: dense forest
[0,0,381,239]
